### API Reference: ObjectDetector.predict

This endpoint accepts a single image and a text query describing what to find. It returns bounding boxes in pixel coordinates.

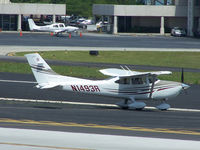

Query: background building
[93,0,200,36]
[0,0,66,31]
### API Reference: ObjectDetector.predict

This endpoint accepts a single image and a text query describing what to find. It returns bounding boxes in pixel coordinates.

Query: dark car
[194,30,200,38]
[171,27,186,37]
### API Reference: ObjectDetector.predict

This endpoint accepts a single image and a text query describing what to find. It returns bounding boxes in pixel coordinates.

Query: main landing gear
[116,98,171,111]
[116,98,146,110]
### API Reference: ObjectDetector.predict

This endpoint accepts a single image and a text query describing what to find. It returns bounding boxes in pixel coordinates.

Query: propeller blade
[181,68,184,83]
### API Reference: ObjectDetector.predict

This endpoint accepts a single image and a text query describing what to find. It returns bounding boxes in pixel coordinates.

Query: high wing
[99,68,171,77]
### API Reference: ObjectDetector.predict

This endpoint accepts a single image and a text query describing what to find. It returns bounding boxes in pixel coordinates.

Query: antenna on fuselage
[120,65,125,70]
[120,65,132,75]
[124,65,133,75]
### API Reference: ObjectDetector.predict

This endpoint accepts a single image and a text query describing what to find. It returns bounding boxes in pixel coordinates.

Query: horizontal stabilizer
[36,83,62,89]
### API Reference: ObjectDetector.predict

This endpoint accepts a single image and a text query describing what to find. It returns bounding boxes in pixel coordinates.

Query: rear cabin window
[115,78,130,84]
[59,24,64,27]
[53,25,58,28]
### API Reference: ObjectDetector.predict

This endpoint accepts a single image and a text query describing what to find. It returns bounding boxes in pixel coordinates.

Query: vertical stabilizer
[28,19,39,31]
[25,53,57,84]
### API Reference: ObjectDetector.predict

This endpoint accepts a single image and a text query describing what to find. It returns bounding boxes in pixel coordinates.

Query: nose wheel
[156,99,171,110]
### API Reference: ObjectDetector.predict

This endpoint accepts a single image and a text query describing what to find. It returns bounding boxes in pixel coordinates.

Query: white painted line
[0,79,36,84]
[1,127,200,150]
[0,97,200,112]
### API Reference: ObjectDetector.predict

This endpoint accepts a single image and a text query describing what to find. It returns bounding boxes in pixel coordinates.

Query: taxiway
[0,72,199,142]
[0,32,200,55]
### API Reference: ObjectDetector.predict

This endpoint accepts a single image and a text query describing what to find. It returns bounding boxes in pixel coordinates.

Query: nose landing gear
[156,99,171,110]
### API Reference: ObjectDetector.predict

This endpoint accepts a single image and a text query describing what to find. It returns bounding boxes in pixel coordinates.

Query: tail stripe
[30,64,57,75]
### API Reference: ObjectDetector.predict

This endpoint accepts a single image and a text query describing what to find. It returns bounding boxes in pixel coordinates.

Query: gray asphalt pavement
[0,32,200,48]
[0,32,200,56]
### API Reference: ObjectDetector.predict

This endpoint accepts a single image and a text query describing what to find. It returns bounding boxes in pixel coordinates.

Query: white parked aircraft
[25,53,190,110]
[28,19,79,36]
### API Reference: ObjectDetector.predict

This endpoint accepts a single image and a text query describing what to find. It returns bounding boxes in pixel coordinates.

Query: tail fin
[28,19,38,31]
[25,53,58,85]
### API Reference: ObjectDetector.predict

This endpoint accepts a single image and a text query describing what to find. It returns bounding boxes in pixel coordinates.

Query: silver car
[171,27,186,37]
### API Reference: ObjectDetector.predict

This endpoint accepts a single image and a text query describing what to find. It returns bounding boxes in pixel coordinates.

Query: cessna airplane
[25,53,190,110]
[28,19,79,36]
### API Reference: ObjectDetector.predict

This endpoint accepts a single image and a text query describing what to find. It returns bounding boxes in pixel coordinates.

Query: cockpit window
[131,77,147,85]
[59,24,64,27]
[148,76,158,83]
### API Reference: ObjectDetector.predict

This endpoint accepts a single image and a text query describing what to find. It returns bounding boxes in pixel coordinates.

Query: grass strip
[0,61,200,84]
[15,51,200,69]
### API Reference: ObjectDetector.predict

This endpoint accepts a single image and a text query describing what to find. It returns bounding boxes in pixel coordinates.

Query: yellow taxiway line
[0,142,90,150]
[0,118,199,136]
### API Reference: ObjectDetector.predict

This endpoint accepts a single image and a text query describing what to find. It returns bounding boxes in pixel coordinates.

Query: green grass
[16,51,200,69]
[0,61,200,84]
[0,61,105,79]
[0,61,32,74]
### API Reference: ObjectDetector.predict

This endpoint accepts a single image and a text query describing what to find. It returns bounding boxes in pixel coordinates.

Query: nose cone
[182,83,190,90]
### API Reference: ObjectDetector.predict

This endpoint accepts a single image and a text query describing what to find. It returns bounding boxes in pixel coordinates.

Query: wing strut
[149,75,156,99]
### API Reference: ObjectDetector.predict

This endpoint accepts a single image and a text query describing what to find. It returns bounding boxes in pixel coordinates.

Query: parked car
[194,30,200,38]
[171,27,186,37]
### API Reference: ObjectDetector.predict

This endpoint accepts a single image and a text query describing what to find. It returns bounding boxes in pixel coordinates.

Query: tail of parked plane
[25,53,61,89]
[28,19,39,31]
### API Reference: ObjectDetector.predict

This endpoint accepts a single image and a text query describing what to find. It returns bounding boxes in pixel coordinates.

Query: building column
[17,14,22,31]
[187,0,194,36]
[53,14,56,23]
[113,16,118,34]
[160,16,165,35]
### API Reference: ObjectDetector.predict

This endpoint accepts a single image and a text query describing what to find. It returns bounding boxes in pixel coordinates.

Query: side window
[115,78,130,84]
[123,78,130,84]
[132,77,147,85]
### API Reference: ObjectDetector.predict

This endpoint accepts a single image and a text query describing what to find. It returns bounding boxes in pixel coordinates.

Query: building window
[0,15,17,31]
[145,0,175,5]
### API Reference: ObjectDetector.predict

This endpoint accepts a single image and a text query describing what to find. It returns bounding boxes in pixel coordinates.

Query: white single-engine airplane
[28,19,79,36]
[25,53,190,110]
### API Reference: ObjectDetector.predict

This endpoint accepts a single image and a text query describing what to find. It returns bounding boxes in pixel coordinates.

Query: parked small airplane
[25,53,190,110]
[28,19,79,36]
